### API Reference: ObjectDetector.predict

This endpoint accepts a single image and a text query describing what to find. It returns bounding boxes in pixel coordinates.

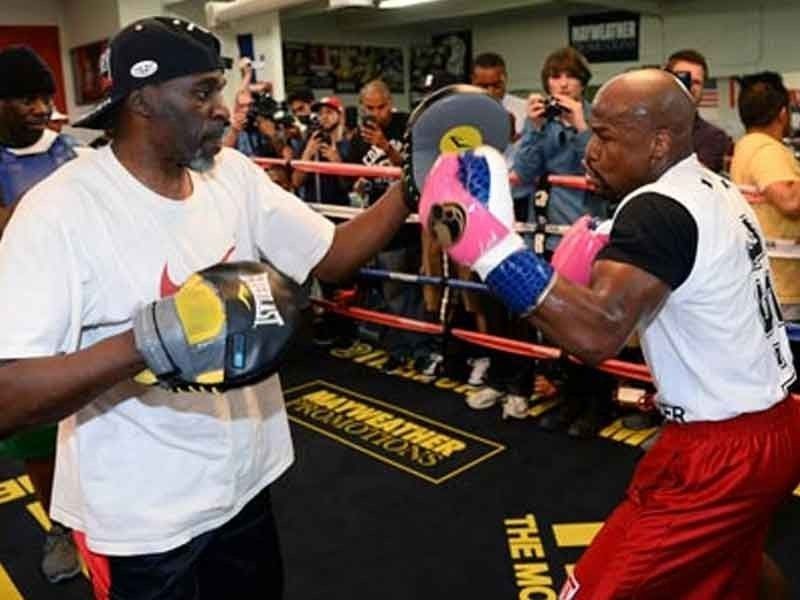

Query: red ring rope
[252,158,767,203]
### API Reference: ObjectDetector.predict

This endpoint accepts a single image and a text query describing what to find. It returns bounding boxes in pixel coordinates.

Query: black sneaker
[41,524,81,584]
[568,401,614,439]
[622,411,663,430]
[311,319,336,347]
[567,411,605,439]
[538,397,582,431]
[382,355,407,372]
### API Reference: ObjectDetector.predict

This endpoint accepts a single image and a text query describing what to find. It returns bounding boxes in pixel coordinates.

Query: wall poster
[283,42,403,94]
[70,39,109,105]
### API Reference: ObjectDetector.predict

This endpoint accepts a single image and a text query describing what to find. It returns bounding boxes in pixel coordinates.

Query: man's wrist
[484,248,555,316]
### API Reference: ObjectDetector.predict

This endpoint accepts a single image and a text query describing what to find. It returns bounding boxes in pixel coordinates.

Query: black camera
[307,113,331,145]
[271,103,297,128]
[246,93,278,130]
[543,96,564,121]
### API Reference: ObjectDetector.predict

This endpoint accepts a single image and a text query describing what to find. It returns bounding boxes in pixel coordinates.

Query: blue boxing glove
[418,145,557,315]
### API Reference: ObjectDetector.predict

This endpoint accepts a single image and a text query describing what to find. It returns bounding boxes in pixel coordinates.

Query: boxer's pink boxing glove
[419,146,556,315]
[551,215,611,286]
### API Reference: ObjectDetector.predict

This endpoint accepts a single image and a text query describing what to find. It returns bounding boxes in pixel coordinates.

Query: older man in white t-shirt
[0,17,414,599]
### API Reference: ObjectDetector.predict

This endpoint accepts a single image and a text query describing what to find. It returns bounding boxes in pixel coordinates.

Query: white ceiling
[281,0,661,28]
[170,0,800,31]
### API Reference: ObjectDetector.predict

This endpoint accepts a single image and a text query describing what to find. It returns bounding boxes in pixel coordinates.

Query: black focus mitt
[402,84,511,211]
[133,261,301,392]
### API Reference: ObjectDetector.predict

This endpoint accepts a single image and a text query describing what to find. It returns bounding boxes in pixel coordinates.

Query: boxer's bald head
[585,69,695,200]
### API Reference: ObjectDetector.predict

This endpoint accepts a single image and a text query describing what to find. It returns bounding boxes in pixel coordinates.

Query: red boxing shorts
[562,396,800,600]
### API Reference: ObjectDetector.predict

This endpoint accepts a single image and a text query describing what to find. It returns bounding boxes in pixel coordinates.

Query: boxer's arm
[529,261,670,366]
[313,182,409,282]
[0,331,145,438]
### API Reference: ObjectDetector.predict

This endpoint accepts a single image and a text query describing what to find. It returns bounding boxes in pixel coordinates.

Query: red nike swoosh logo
[159,245,236,298]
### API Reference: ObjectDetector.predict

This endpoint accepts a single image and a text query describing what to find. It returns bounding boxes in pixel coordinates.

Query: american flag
[699,78,719,108]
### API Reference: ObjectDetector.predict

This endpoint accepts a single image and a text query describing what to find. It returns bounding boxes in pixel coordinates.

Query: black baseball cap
[74,16,224,130]
[0,46,55,100]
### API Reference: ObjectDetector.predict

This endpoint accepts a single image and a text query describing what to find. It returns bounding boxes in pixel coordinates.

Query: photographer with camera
[513,48,604,240]
[287,87,315,126]
[344,79,418,369]
[665,49,732,174]
[512,47,615,438]
[228,93,292,160]
[292,96,350,205]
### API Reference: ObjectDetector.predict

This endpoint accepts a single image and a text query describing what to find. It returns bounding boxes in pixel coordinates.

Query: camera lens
[543,97,563,121]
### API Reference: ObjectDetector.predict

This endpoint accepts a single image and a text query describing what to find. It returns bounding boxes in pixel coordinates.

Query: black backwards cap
[74,16,224,130]
[0,46,55,100]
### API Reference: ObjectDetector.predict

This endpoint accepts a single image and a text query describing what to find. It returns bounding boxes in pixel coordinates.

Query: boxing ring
[254,156,800,396]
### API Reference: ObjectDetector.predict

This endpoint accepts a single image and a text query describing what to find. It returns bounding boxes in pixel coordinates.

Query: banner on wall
[282,43,403,94]
[283,42,312,91]
[568,11,639,63]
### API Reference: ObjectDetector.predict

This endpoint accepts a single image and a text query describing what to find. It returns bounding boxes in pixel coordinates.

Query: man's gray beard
[188,152,215,172]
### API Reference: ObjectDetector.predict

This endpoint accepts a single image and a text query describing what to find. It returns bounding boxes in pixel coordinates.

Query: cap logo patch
[130,60,158,78]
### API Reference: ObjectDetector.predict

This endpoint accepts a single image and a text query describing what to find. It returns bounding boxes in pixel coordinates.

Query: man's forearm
[528,277,632,366]
[313,183,409,282]
[0,330,145,438]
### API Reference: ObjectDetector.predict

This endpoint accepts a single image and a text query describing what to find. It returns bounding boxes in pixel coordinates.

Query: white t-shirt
[503,93,528,138]
[0,146,335,555]
[609,155,795,422]
[6,128,90,158]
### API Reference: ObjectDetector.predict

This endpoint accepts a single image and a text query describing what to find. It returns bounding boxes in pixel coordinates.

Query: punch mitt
[402,84,511,212]
[133,261,301,392]
[551,216,611,286]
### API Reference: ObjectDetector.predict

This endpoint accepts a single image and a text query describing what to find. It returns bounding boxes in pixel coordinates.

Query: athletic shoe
[567,400,614,439]
[311,319,336,347]
[567,410,605,439]
[538,396,582,431]
[501,394,530,419]
[41,524,81,583]
[466,357,491,386]
[465,386,505,410]
[622,411,663,430]
[416,352,444,376]
[382,355,407,373]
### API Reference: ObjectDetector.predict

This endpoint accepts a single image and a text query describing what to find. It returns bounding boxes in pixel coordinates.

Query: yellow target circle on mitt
[439,125,483,154]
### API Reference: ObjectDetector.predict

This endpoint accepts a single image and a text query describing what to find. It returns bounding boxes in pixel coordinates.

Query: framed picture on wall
[431,30,471,83]
[70,39,109,105]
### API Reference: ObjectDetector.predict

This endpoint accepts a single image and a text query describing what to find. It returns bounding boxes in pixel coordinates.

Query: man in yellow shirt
[730,71,800,320]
